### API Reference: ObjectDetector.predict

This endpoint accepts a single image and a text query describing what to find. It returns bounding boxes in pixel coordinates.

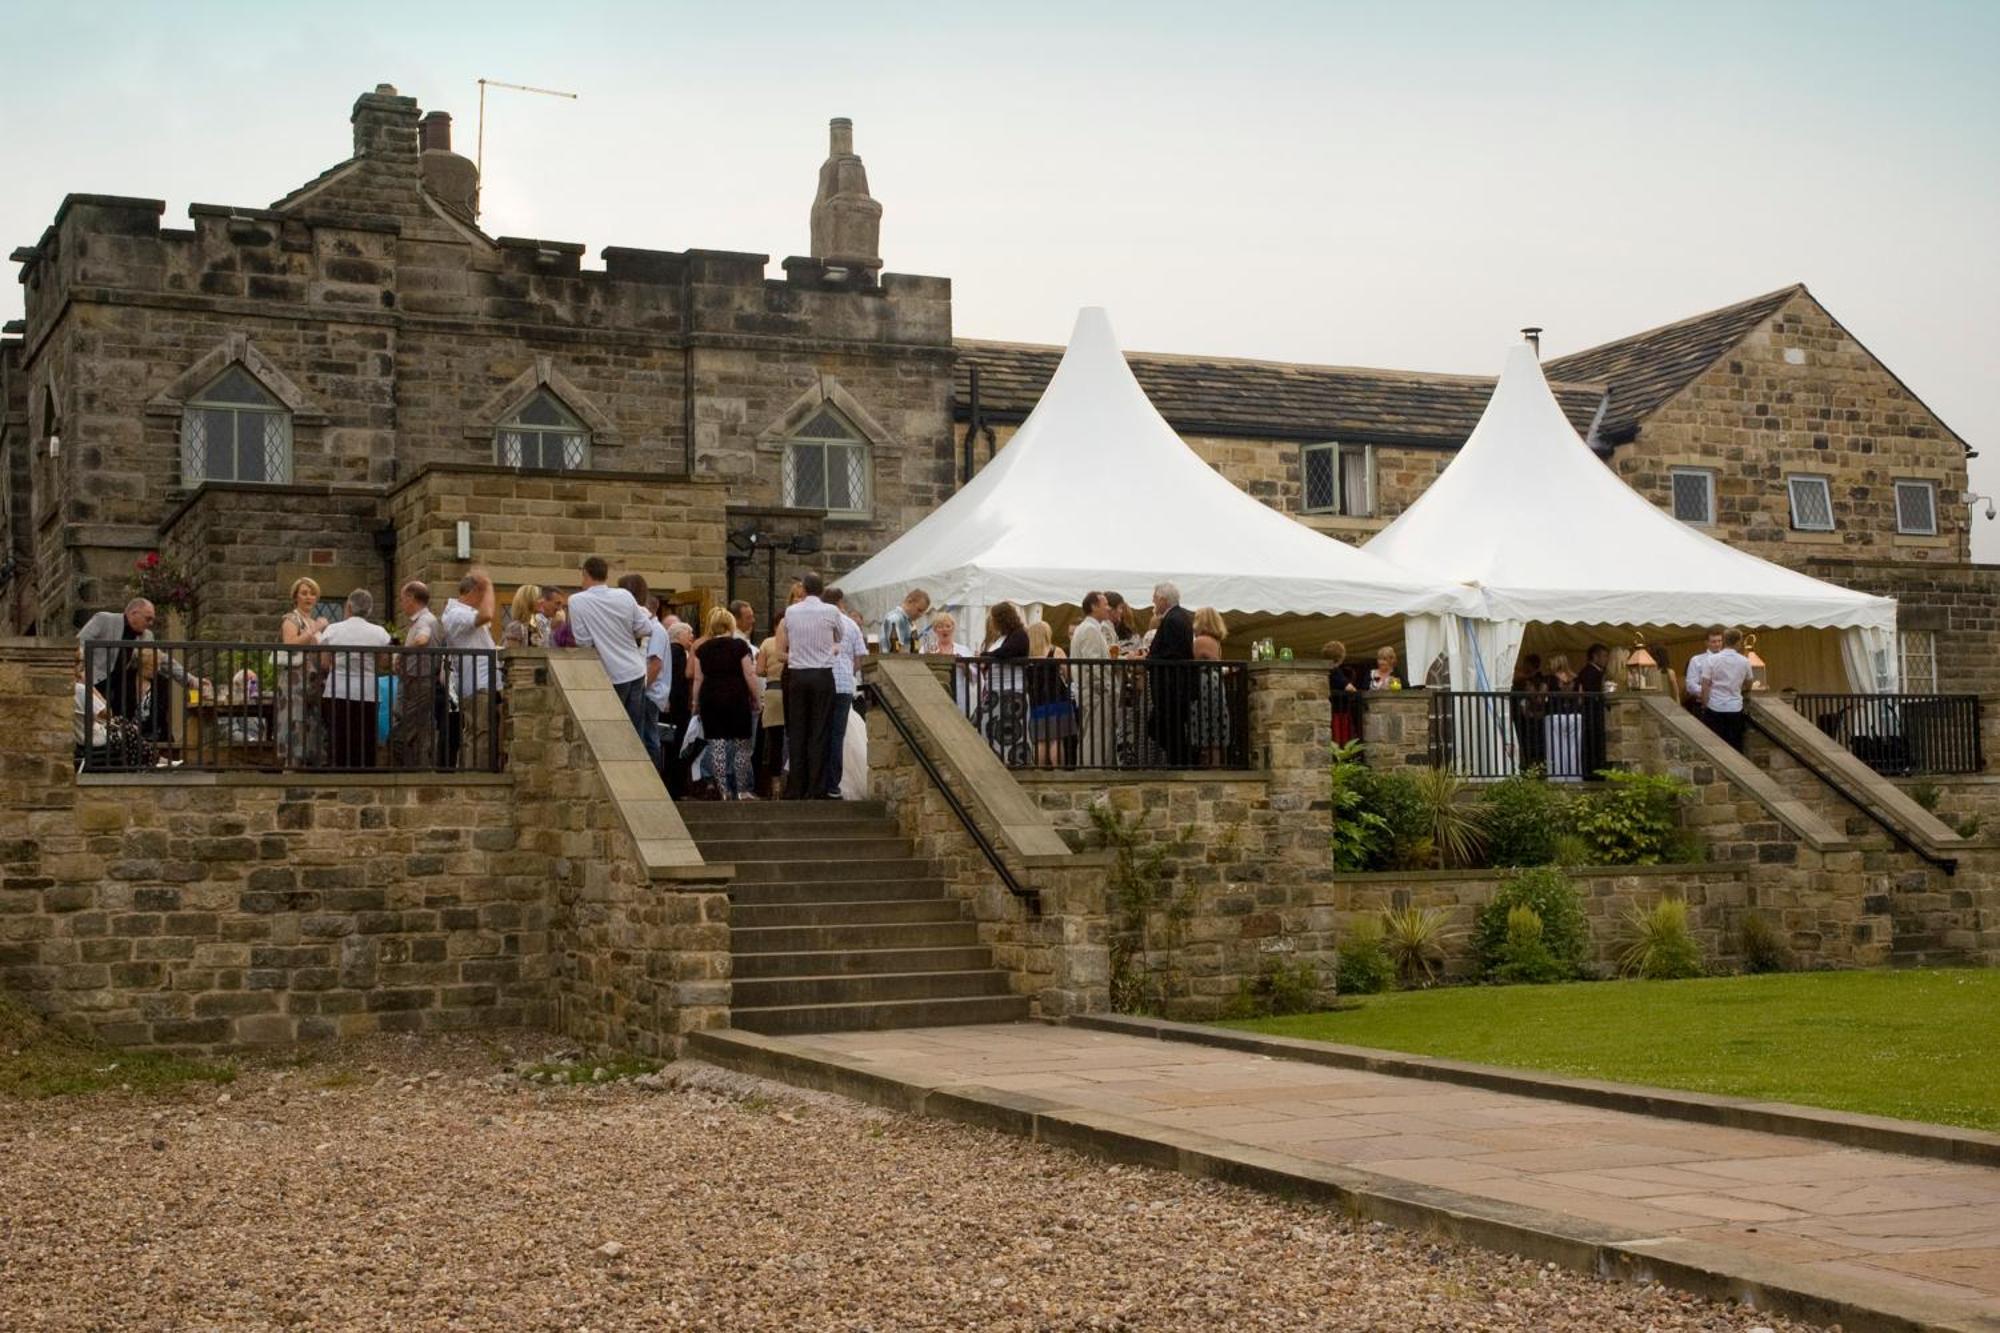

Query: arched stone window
[495,389,590,471]
[783,405,870,517]
[181,365,293,484]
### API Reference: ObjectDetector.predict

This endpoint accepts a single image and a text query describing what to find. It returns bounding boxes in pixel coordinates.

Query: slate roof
[1542,285,1803,444]
[952,341,1607,447]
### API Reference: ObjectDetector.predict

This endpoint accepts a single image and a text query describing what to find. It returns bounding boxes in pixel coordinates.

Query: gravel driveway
[0,1030,1813,1331]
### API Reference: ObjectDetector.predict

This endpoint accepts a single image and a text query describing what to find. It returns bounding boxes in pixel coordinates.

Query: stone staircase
[679,799,1031,1035]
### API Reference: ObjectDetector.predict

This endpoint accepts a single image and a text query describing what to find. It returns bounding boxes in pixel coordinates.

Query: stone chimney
[418,109,480,222]
[350,83,421,174]
[809,117,882,279]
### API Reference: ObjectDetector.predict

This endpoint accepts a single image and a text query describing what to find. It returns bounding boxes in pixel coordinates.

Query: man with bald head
[77,597,206,720]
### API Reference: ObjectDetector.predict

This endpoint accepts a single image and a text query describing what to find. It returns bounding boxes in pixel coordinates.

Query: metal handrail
[863,682,1040,916]
[1787,691,1983,777]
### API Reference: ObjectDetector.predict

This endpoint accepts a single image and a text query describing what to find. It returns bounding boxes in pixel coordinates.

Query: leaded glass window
[783,406,870,517]
[1670,468,1715,525]
[1894,480,1938,536]
[496,390,590,471]
[180,365,292,485]
[1301,442,1371,516]
[1787,474,1835,532]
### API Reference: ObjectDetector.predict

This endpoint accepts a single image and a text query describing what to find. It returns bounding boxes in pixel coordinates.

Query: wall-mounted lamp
[455,520,472,560]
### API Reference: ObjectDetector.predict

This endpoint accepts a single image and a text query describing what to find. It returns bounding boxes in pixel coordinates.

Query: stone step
[732,920,982,953]
[680,799,889,824]
[730,992,1032,1036]
[696,836,913,865]
[732,945,997,979]
[731,969,1015,1009]
[730,898,966,929]
[681,816,905,842]
[728,857,938,885]
[729,878,949,906]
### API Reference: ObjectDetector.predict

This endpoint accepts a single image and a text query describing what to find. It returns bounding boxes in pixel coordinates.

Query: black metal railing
[78,640,503,774]
[935,656,1251,771]
[1789,692,1983,777]
[1428,689,1610,780]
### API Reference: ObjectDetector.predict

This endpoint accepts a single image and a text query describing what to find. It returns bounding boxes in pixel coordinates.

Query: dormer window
[181,365,292,485]
[782,405,870,518]
[496,390,590,471]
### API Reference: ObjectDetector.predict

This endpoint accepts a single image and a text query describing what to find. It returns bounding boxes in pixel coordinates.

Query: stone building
[1,85,952,637]
[1,82,1991,686]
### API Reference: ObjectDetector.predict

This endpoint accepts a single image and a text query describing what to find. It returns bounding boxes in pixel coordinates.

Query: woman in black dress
[690,607,762,800]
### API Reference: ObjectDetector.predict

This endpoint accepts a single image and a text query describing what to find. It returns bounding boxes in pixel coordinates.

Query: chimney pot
[1520,326,1543,357]
[829,117,854,157]
[375,83,398,96]
[420,110,453,153]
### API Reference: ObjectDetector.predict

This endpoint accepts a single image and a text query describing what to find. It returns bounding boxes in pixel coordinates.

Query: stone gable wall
[161,485,386,641]
[1613,290,1970,566]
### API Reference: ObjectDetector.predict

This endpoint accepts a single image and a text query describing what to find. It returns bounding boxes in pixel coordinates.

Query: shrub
[1491,903,1566,985]
[1473,866,1589,982]
[1552,832,1594,868]
[1227,956,1326,1018]
[1910,779,1942,812]
[1413,767,1487,869]
[1571,770,1691,866]
[1381,905,1456,987]
[1737,911,1790,974]
[1481,770,1571,867]
[1335,917,1394,995]
[1330,740,1390,872]
[1349,769,1433,871]
[1661,827,1708,865]
[1619,898,1704,979]
[1956,812,1984,840]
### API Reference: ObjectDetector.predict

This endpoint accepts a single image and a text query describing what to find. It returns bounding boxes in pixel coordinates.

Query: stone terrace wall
[1331,865,1752,980]
[0,643,540,1048]
[388,464,730,609]
[0,641,732,1054]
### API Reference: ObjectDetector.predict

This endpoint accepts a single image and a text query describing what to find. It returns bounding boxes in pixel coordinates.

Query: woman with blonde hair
[1024,620,1075,767]
[503,583,546,647]
[690,606,761,799]
[1190,607,1232,766]
[1542,652,1584,780]
[276,576,328,767]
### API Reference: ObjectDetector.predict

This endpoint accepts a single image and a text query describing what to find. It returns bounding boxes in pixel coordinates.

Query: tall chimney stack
[809,117,883,281]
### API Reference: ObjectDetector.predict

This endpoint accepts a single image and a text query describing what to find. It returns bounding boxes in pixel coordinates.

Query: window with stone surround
[1899,630,1938,692]
[495,390,590,471]
[1786,474,1835,532]
[783,405,870,518]
[1894,480,1938,536]
[1670,468,1715,525]
[1301,442,1371,516]
[180,365,293,485]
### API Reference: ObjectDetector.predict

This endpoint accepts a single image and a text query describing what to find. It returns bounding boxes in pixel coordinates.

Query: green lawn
[1225,969,2000,1132]
[0,994,234,1099]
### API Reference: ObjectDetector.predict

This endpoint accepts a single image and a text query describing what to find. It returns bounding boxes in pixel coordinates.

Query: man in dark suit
[1576,643,1610,693]
[1146,581,1196,763]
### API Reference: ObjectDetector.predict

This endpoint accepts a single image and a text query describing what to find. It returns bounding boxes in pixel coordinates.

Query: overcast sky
[4,0,1995,554]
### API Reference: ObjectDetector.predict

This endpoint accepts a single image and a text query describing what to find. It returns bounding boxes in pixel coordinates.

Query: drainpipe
[681,266,697,479]
[961,364,980,483]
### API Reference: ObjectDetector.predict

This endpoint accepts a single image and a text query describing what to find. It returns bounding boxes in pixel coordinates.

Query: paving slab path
[707,1022,2000,1332]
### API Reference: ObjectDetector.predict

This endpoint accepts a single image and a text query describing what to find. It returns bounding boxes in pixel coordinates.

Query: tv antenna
[475,77,579,216]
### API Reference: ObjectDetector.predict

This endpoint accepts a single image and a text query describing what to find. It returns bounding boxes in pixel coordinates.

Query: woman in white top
[276,576,329,769]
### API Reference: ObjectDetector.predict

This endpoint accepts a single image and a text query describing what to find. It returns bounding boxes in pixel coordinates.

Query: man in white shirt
[820,588,870,798]
[1070,591,1115,767]
[439,570,497,769]
[1683,627,1724,711]
[1699,627,1756,752]
[566,556,655,751]
[319,588,393,769]
[730,600,757,645]
[781,571,843,799]
[391,581,442,770]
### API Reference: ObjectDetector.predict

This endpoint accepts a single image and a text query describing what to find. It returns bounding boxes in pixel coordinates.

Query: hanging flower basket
[129,551,197,615]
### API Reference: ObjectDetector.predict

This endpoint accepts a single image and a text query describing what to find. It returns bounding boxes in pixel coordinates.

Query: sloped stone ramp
[693,1020,2000,1333]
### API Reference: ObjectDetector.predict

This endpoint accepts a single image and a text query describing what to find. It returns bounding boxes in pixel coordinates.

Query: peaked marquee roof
[1364,342,1896,634]
[840,309,1479,624]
